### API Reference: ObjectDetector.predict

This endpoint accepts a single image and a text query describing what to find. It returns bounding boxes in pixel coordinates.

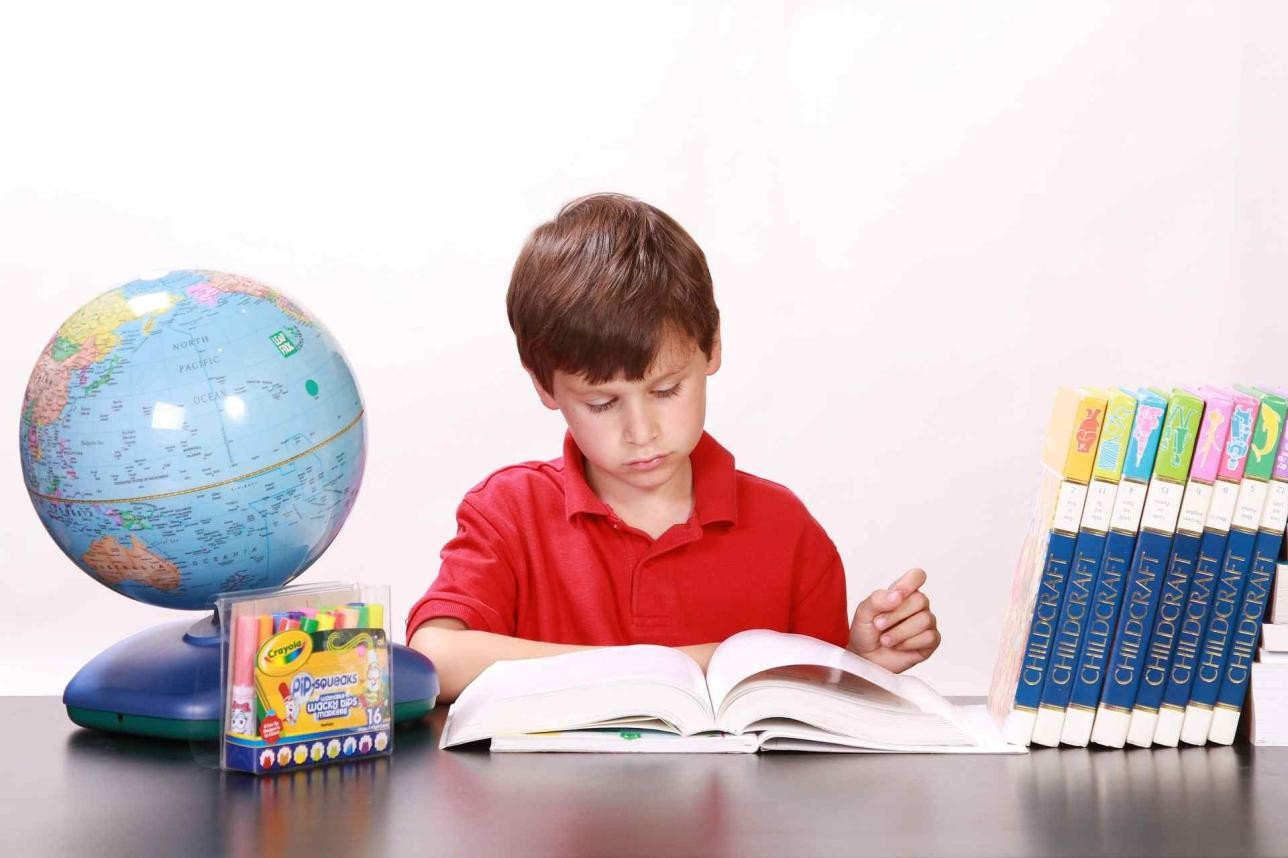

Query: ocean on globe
[19,271,366,611]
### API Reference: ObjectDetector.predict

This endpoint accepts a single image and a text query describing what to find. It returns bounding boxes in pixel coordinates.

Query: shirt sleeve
[788,514,850,648]
[404,497,519,642]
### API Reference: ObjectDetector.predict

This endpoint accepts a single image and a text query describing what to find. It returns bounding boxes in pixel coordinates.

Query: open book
[440,630,1022,753]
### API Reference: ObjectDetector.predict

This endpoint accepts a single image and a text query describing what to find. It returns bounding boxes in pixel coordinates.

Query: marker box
[216,582,393,775]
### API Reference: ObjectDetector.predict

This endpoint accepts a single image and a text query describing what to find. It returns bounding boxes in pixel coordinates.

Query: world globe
[19,270,366,611]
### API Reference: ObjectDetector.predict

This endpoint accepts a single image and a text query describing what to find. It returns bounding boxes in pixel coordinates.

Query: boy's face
[531,331,721,500]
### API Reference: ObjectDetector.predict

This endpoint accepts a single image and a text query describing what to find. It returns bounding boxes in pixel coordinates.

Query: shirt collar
[562,431,738,526]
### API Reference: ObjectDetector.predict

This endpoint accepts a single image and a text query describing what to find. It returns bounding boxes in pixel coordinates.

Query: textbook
[1030,388,1138,746]
[1208,388,1288,744]
[1181,388,1285,745]
[992,387,1107,746]
[1153,389,1258,746]
[1090,389,1203,748]
[441,630,1021,754]
[1060,389,1168,746]
[1125,388,1231,746]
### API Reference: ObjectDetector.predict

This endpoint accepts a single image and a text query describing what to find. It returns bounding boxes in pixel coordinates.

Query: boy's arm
[409,617,720,702]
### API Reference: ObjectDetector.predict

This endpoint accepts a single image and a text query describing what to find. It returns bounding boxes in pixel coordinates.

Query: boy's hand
[848,568,940,673]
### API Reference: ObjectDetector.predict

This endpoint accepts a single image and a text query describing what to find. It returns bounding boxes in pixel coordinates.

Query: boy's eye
[585,383,681,415]
[653,383,683,399]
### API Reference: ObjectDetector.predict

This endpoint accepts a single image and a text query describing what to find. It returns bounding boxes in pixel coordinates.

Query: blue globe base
[63,615,438,741]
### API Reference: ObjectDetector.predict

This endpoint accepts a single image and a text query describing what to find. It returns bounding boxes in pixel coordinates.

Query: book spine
[1152,520,1235,743]
[1003,391,1108,746]
[1060,392,1168,747]
[1029,527,1107,746]
[1126,391,1231,746]
[1030,390,1137,747]
[1181,389,1284,744]
[1124,528,1202,746]
[1154,390,1256,746]
[1209,391,1288,744]
[1209,527,1284,744]
[1091,391,1203,748]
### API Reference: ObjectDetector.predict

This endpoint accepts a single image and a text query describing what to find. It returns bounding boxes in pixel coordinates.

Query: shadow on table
[59,717,436,856]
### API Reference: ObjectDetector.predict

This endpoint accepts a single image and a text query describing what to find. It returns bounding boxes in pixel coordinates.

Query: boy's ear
[705,327,722,377]
[527,369,560,410]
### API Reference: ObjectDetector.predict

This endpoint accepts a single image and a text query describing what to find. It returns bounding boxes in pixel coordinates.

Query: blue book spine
[1097,528,1175,715]
[1158,528,1231,716]
[1013,530,1079,716]
[1066,529,1136,715]
[1132,530,1202,716]
[1210,529,1286,742]
[1186,527,1259,715]
[1036,529,1107,713]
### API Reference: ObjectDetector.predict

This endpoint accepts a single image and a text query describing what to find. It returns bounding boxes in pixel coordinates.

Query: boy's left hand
[848,568,940,673]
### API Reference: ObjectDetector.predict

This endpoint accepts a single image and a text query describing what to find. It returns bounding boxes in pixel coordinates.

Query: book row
[988,386,1288,748]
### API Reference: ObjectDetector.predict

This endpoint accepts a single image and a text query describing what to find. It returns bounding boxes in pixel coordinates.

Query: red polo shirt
[405,432,849,648]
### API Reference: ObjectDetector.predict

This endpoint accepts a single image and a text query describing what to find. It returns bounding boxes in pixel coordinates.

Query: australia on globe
[19,271,366,611]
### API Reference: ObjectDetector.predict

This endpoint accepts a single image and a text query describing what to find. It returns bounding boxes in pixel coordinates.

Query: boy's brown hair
[507,193,719,394]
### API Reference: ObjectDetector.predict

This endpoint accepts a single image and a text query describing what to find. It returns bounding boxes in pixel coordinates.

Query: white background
[2,1,1286,695]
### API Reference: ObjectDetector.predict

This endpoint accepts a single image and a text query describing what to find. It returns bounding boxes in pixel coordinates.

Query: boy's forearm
[409,626,595,702]
[409,626,723,703]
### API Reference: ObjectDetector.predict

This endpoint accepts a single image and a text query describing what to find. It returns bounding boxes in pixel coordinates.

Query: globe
[19,270,366,611]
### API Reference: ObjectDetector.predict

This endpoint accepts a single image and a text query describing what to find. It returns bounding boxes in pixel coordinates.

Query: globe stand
[64,614,439,741]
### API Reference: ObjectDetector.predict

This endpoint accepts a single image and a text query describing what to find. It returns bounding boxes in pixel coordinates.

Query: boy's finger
[878,610,933,648]
[852,589,889,625]
[872,591,929,631]
[850,590,891,652]
[889,567,927,594]
[895,628,941,654]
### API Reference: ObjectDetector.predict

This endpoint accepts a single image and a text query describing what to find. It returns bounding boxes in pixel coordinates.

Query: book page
[440,644,715,748]
[706,630,959,724]
[754,707,1022,754]
[491,728,758,754]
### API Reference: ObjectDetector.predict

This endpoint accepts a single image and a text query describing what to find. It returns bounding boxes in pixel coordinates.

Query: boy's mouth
[625,453,668,471]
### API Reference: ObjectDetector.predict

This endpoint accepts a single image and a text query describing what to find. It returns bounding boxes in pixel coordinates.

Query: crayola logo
[257,630,313,676]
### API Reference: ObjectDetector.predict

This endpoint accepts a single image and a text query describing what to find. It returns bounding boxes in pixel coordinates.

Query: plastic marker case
[217,583,393,774]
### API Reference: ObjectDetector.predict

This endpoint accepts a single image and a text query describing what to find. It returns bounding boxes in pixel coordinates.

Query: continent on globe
[21,288,180,461]
[199,271,314,325]
[81,535,181,591]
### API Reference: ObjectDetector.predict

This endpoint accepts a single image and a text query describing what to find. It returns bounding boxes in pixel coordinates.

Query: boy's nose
[622,401,660,447]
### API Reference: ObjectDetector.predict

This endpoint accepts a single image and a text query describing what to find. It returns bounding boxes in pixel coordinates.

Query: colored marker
[348,603,370,628]
[316,612,336,631]
[256,615,273,649]
[229,615,258,738]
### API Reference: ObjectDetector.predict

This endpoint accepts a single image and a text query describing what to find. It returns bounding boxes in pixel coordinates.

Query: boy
[408,193,940,701]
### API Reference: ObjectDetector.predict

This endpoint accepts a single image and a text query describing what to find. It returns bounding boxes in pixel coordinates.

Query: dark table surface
[4,696,1287,857]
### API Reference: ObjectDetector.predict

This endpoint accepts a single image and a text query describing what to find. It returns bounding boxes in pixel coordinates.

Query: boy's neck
[583,454,694,536]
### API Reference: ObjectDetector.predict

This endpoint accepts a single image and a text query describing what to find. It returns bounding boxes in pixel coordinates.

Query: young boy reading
[408,193,940,701]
